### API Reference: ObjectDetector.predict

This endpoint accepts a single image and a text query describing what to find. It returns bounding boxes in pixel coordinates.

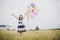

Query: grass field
[0,30,60,40]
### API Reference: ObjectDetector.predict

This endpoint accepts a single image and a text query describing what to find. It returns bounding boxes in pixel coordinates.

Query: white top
[18,20,25,31]
[18,20,23,26]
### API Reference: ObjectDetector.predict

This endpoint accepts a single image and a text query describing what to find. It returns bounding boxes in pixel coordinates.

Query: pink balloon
[32,9,36,14]
[30,15,34,18]
[32,9,34,13]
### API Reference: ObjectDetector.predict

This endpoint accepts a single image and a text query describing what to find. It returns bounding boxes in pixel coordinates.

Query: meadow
[0,30,60,40]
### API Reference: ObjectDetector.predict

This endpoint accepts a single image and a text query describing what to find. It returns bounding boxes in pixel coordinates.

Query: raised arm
[23,14,26,18]
[23,12,28,18]
[11,14,18,19]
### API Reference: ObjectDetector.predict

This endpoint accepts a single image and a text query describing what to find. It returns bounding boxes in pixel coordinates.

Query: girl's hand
[11,14,14,16]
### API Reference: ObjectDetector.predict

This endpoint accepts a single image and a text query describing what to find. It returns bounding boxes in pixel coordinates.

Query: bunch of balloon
[24,2,40,28]
[31,3,37,15]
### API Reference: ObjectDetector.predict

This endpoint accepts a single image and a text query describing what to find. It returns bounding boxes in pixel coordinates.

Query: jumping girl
[11,14,26,33]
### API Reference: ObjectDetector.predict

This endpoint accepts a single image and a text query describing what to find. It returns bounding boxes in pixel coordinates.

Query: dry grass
[0,30,60,40]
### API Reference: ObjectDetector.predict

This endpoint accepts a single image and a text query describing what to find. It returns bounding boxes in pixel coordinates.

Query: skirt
[18,25,26,33]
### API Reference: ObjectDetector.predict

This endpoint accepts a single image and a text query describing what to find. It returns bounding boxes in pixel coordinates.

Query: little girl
[11,14,26,33]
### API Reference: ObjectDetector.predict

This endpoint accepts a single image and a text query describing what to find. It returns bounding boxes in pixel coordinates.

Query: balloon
[32,8,36,13]
[30,15,34,18]
[34,6,37,10]
[32,9,35,13]
[31,3,35,8]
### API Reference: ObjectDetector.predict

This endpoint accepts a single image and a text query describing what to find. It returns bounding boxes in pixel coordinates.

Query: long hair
[19,15,23,20]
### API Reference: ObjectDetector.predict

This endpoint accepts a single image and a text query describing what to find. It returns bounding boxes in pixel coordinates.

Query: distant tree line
[50,28,60,30]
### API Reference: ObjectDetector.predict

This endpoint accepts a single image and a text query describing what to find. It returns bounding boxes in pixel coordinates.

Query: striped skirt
[18,25,26,33]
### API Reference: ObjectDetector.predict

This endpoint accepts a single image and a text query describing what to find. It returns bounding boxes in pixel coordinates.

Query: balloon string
[27,14,29,27]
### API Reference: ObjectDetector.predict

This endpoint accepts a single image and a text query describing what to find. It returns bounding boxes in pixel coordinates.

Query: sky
[0,0,60,29]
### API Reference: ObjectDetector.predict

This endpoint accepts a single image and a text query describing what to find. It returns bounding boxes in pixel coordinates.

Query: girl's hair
[19,15,23,20]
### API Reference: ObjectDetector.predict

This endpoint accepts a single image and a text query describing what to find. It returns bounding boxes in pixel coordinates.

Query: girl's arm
[24,14,26,18]
[11,14,18,19]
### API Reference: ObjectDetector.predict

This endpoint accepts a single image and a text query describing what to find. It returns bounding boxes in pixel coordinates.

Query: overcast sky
[0,0,60,29]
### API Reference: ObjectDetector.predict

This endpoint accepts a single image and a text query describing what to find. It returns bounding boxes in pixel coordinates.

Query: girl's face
[19,15,23,20]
